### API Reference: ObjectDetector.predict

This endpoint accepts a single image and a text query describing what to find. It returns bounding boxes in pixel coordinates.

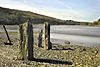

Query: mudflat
[0,32,100,67]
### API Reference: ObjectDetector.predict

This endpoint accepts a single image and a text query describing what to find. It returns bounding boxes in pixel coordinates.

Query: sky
[0,0,100,22]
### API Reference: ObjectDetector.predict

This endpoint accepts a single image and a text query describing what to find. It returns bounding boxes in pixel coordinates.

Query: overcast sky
[0,0,100,22]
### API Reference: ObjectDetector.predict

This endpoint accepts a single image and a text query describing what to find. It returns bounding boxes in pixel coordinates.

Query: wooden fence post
[44,22,52,49]
[48,23,52,49]
[38,29,43,47]
[3,25,12,45]
[18,24,24,60]
[24,21,33,60]
[18,21,33,60]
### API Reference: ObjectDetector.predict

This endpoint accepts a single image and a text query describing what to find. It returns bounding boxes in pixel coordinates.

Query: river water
[0,25,100,47]
[50,25,100,47]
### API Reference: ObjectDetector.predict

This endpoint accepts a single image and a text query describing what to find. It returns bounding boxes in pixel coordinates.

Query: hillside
[0,7,94,25]
[0,7,64,25]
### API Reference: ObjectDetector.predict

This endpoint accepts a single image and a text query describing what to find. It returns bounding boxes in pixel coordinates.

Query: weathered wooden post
[18,21,33,60]
[24,21,33,60]
[3,25,13,45]
[38,29,43,47]
[44,22,52,49]
[18,24,24,60]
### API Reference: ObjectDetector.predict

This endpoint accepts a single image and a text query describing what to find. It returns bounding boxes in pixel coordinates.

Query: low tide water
[50,25,100,47]
[0,25,100,47]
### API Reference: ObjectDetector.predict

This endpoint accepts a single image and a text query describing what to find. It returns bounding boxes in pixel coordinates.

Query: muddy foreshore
[0,32,100,67]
